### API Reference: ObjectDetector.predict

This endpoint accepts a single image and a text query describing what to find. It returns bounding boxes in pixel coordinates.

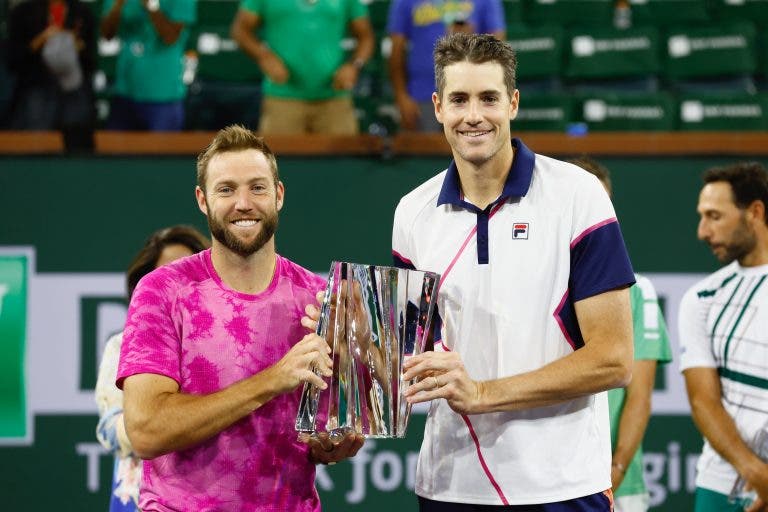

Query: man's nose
[466,100,482,124]
[697,218,709,241]
[234,188,252,210]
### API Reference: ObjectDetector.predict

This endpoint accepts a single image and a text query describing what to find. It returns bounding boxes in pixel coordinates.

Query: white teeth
[233,220,257,227]
[461,131,490,137]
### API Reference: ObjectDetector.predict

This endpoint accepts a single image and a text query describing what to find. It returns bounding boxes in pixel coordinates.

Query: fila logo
[513,223,529,239]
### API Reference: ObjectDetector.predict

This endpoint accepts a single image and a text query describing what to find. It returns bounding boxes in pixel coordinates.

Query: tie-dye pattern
[117,249,325,512]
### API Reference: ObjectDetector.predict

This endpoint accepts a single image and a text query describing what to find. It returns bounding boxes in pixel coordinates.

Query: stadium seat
[515,93,573,131]
[185,80,261,131]
[190,25,262,83]
[563,25,660,94]
[678,92,768,130]
[522,0,614,26]
[663,22,758,80]
[196,0,239,26]
[630,0,711,26]
[368,0,391,37]
[710,0,768,26]
[503,0,524,27]
[507,24,564,81]
[576,92,676,131]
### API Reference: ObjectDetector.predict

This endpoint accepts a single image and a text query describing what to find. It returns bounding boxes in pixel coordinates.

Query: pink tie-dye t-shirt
[117,249,325,512]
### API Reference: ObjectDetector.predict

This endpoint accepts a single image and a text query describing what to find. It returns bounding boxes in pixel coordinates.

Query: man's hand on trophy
[301,291,324,332]
[269,333,332,393]
[402,351,485,415]
[303,431,365,465]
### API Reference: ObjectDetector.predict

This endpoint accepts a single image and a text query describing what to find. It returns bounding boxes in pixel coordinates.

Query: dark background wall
[1,153,767,510]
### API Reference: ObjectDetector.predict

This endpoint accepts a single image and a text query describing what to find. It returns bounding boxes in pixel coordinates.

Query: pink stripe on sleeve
[570,217,617,250]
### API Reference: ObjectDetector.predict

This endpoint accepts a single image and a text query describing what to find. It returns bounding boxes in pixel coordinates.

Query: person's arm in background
[333,15,375,91]
[388,33,420,129]
[101,0,125,40]
[612,278,673,489]
[387,0,419,130]
[484,0,506,40]
[230,8,288,84]
[141,0,185,46]
[685,368,768,512]
[95,333,134,458]
[611,359,656,488]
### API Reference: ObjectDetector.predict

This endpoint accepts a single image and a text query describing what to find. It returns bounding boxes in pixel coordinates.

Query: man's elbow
[124,413,167,459]
[606,342,633,389]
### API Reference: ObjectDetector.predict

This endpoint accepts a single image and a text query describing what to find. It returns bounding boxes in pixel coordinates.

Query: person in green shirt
[571,156,673,512]
[101,0,195,130]
[230,0,374,135]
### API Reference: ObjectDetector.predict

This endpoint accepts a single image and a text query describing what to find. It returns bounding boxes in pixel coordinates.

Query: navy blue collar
[436,138,535,207]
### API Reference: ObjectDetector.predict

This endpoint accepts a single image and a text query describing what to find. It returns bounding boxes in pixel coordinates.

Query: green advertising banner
[0,254,27,441]
[2,155,768,509]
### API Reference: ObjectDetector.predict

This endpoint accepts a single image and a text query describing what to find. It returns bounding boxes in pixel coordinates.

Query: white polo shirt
[392,139,635,505]
[679,262,768,496]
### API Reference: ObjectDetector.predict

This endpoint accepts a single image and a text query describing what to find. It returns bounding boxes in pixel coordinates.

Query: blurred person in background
[7,0,97,151]
[387,0,505,132]
[101,0,195,130]
[571,156,673,512]
[679,162,768,512]
[95,225,210,512]
[230,0,374,135]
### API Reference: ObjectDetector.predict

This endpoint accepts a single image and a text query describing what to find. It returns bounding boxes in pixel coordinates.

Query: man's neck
[738,240,768,268]
[454,146,515,210]
[210,241,277,295]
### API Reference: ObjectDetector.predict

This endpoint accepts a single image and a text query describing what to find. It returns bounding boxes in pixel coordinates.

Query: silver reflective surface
[296,262,440,439]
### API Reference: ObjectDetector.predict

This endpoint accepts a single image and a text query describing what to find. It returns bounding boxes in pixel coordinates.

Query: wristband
[146,0,160,12]
[351,57,365,70]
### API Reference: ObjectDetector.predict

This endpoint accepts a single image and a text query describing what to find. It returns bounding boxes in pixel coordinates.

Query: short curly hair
[704,162,768,225]
[434,33,517,99]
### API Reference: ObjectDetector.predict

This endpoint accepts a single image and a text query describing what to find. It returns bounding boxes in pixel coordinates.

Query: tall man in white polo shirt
[394,33,636,511]
[679,162,768,512]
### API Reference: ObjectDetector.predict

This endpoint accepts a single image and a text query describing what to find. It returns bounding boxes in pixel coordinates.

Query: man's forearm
[101,1,124,39]
[145,9,183,45]
[613,359,656,469]
[478,340,632,413]
[388,36,410,99]
[691,396,762,477]
[125,368,282,459]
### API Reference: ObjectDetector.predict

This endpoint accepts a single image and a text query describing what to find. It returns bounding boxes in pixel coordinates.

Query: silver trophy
[295,261,440,439]
[729,423,768,506]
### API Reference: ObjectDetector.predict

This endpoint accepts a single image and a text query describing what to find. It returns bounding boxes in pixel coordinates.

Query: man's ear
[509,88,520,121]
[276,181,285,211]
[432,91,443,124]
[195,186,208,216]
[746,199,766,226]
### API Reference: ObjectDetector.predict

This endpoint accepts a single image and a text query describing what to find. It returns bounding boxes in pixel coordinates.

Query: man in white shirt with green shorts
[679,162,768,512]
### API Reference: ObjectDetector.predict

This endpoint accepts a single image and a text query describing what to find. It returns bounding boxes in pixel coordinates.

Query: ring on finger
[432,376,440,390]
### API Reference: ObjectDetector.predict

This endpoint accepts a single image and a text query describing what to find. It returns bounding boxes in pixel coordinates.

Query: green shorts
[694,487,750,512]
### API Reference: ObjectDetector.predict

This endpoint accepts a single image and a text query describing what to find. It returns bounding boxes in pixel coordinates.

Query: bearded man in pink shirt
[117,125,363,511]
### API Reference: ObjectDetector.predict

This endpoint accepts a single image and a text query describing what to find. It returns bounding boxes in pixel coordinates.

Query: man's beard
[207,208,279,258]
[710,215,756,264]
